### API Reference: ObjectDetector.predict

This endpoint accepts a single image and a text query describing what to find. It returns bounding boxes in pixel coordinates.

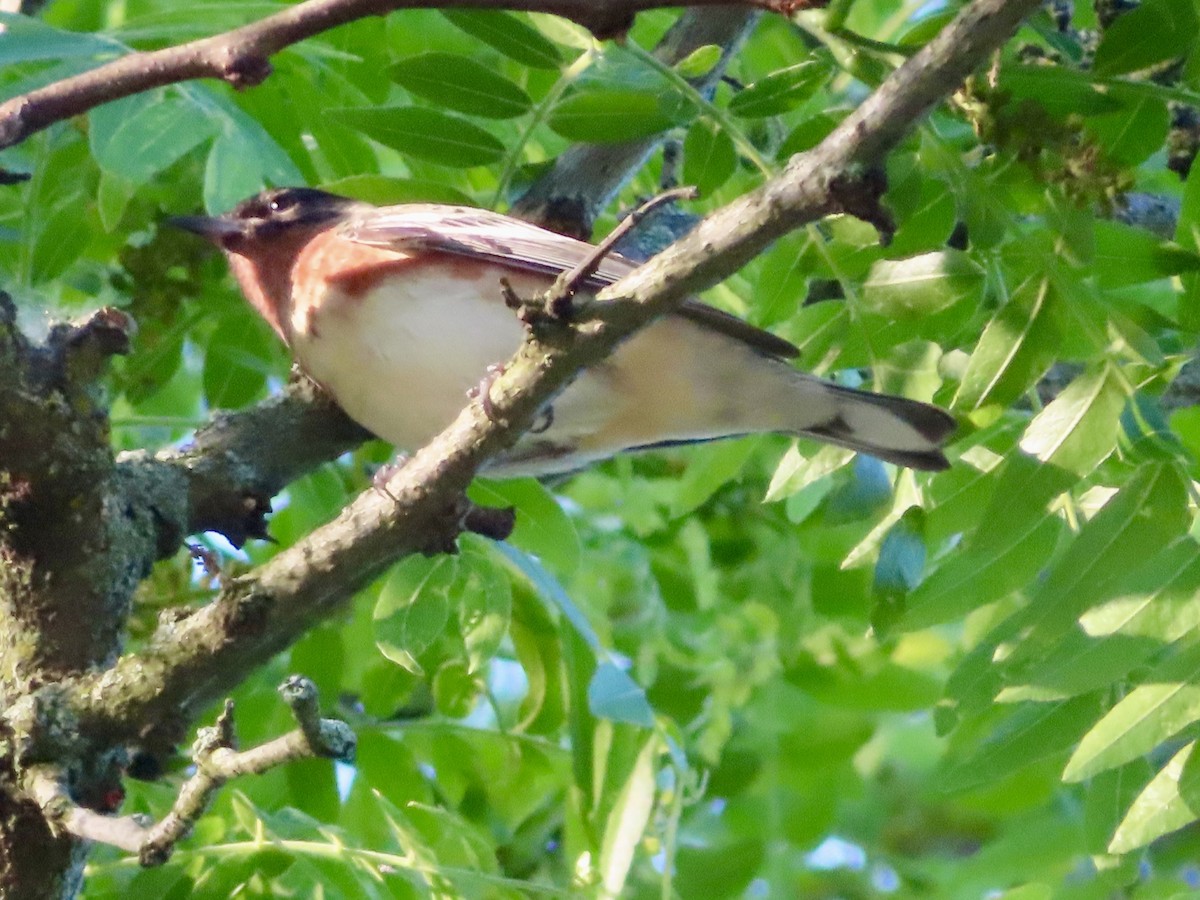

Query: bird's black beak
[166,214,244,244]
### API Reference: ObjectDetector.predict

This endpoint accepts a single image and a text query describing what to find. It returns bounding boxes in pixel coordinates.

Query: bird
[170,187,955,478]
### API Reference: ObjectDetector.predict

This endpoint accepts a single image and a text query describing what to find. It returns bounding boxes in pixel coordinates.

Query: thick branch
[29,0,1045,755]
[0,0,795,153]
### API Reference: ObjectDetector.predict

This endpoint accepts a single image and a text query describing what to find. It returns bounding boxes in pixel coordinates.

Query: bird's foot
[468,363,507,422]
[372,454,410,502]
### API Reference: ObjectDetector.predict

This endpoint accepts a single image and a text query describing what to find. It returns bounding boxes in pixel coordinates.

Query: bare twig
[28,677,354,866]
[547,185,699,311]
[0,0,799,155]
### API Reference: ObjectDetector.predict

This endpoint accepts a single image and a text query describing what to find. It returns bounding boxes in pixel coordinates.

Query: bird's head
[168,187,361,254]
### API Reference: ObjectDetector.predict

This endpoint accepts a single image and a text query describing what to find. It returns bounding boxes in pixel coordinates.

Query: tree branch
[0,0,798,154]
[28,677,354,866]
[26,0,1045,756]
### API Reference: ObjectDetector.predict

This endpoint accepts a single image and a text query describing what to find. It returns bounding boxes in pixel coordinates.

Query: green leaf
[493,542,602,654]
[433,659,482,717]
[941,694,1104,792]
[999,65,1122,118]
[327,106,504,167]
[548,89,692,142]
[470,478,580,573]
[387,52,532,119]
[674,44,722,79]
[1109,742,1200,853]
[1094,221,1200,288]
[441,10,563,70]
[598,735,659,895]
[320,174,475,206]
[902,456,1074,629]
[457,543,512,673]
[90,96,216,184]
[1064,642,1200,782]
[1085,90,1169,166]
[1094,0,1198,75]
[588,662,655,727]
[29,208,89,285]
[202,315,279,409]
[374,556,458,674]
[682,119,736,197]
[955,271,1060,410]
[1019,367,1127,475]
[859,250,984,318]
[669,439,756,519]
[728,61,824,118]
[0,13,118,64]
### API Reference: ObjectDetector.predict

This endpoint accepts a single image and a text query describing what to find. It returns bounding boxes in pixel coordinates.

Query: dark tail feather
[792,381,957,471]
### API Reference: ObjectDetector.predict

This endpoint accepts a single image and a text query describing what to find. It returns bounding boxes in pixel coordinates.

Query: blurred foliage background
[5,0,1200,896]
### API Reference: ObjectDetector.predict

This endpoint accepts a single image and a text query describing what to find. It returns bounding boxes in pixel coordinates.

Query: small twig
[28,677,354,867]
[546,185,699,313]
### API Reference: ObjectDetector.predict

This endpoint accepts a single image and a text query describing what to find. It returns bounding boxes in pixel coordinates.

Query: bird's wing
[342,204,800,360]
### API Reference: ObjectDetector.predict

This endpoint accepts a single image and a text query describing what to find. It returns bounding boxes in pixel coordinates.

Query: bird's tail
[778,373,956,471]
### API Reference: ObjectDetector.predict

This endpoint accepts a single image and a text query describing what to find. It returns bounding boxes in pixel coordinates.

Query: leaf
[470,478,580,573]
[674,44,722,79]
[374,556,458,674]
[941,694,1104,793]
[327,106,504,167]
[1064,643,1200,782]
[0,13,118,64]
[999,65,1122,118]
[1094,0,1198,75]
[387,52,532,119]
[1085,90,1169,166]
[1109,742,1200,853]
[432,659,482,717]
[955,271,1060,410]
[548,88,692,142]
[1019,367,1127,476]
[901,457,1074,630]
[728,61,825,118]
[871,508,927,635]
[682,119,736,196]
[493,542,602,654]
[441,10,563,70]
[456,543,512,673]
[1093,221,1200,288]
[202,315,279,409]
[588,661,655,727]
[669,438,757,519]
[598,735,660,896]
[90,96,216,184]
[859,251,984,318]
[320,174,475,206]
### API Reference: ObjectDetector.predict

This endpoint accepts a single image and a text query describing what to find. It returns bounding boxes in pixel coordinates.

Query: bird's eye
[268,193,296,214]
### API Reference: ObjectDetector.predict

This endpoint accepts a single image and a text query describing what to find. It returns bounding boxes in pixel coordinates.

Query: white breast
[291,261,533,452]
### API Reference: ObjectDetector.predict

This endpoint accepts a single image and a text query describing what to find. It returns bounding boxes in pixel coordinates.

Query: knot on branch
[216,50,273,90]
[828,167,895,244]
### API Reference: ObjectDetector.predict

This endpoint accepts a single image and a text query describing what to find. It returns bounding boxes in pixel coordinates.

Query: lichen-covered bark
[0,298,144,898]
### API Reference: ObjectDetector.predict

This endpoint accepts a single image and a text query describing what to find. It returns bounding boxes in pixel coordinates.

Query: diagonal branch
[23,0,1046,757]
[0,0,798,154]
